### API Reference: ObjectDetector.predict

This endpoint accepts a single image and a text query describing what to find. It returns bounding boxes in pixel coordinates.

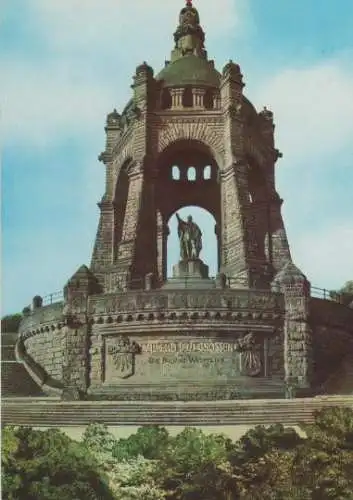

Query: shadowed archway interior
[155,139,221,282]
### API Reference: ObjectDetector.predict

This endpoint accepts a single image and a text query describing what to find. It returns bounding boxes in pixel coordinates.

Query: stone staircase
[2,396,353,427]
[1,333,45,397]
[1,362,45,397]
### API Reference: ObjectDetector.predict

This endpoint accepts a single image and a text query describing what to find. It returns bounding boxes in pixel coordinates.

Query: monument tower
[13,1,353,405]
[91,0,289,293]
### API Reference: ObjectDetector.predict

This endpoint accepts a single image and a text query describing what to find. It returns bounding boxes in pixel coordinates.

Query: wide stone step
[1,410,317,425]
[3,397,352,426]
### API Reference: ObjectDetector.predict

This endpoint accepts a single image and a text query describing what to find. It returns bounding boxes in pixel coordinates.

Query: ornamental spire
[171,0,207,61]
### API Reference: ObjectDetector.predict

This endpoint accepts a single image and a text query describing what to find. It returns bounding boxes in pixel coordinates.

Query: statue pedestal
[163,259,215,289]
[173,259,209,279]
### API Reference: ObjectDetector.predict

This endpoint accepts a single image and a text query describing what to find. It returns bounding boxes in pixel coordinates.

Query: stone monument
[13,0,353,406]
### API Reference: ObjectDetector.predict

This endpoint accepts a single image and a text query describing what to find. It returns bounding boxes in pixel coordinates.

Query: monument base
[163,259,215,289]
[173,259,209,278]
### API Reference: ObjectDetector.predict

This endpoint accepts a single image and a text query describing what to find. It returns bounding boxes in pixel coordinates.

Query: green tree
[112,425,170,461]
[229,424,302,499]
[158,427,238,499]
[98,455,165,500]
[1,313,22,333]
[330,280,353,306]
[231,423,302,465]
[82,422,117,454]
[2,426,115,500]
[231,407,353,500]
[292,406,353,499]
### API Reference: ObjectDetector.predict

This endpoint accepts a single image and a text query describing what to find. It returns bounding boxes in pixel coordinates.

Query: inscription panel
[104,336,264,384]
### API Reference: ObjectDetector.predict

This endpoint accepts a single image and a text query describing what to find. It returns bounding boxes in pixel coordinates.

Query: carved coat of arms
[108,336,141,379]
[235,333,262,377]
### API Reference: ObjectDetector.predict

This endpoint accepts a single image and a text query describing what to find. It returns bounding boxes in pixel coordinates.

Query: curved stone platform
[16,282,353,401]
[17,287,288,400]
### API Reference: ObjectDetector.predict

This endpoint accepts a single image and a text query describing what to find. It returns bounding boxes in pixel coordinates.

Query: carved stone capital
[98,198,114,211]
[98,152,112,164]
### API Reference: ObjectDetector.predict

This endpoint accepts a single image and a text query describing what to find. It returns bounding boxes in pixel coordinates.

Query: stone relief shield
[235,333,262,377]
[107,336,141,379]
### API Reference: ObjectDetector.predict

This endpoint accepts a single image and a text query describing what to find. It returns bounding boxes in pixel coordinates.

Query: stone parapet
[19,302,64,336]
[88,288,284,316]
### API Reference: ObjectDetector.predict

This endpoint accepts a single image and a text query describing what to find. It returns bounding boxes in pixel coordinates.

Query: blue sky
[2,0,353,315]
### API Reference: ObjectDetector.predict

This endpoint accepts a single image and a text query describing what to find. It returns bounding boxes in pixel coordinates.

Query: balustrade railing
[36,281,347,306]
[42,291,64,306]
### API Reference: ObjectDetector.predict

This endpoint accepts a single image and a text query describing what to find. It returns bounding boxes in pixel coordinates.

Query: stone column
[272,262,313,395]
[157,217,169,283]
[215,223,221,272]
[192,88,206,109]
[62,265,101,398]
[268,193,291,272]
[213,92,221,109]
[170,88,184,109]
[219,163,252,285]
[91,197,115,271]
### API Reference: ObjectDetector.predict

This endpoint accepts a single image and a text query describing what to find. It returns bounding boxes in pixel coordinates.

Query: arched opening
[171,165,180,180]
[167,206,218,277]
[187,166,196,181]
[203,165,211,180]
[204,89,214,110]
[161,88,172,110]
[183,87,193,108]
[113,165,130,261]
[155,140,221,282]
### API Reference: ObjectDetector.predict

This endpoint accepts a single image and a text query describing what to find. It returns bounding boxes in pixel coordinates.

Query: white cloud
[252,56,353,164]
[251,58,353,289]
[1,0,245,149]
[2,225,78,308]
[1,58,116,148]
[292,222,353,289]
[30,0,243,56]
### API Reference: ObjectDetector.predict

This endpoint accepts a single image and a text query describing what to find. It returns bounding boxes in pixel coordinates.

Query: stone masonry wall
[312,324,353,388]
[24,329,66,381]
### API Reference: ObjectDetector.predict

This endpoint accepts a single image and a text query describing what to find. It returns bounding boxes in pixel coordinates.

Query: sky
[1,0,353,315]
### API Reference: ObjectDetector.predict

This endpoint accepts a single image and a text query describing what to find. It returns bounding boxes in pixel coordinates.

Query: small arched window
[187,166,196,181]
[203,165,211,180]
[161,88,172,110]
[172,166,180,180]
[204,89,214,110]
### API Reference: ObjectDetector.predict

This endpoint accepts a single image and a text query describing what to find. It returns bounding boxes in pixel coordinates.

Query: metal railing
[42,291,64,306]
[34,281,351,307]
[311,286,349,304]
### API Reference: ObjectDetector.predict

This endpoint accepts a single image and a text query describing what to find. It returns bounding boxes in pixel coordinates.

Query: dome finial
[172,0,206,59]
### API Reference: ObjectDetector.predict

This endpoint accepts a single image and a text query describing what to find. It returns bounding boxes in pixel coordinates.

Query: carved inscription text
[143,341,237,353]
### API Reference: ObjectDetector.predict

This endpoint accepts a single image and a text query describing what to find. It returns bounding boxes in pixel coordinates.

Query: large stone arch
[108,138,135,198]
[112,156,135,201]
[155,138,220,220]
[157,118,224,168]
[154,138,221,282]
